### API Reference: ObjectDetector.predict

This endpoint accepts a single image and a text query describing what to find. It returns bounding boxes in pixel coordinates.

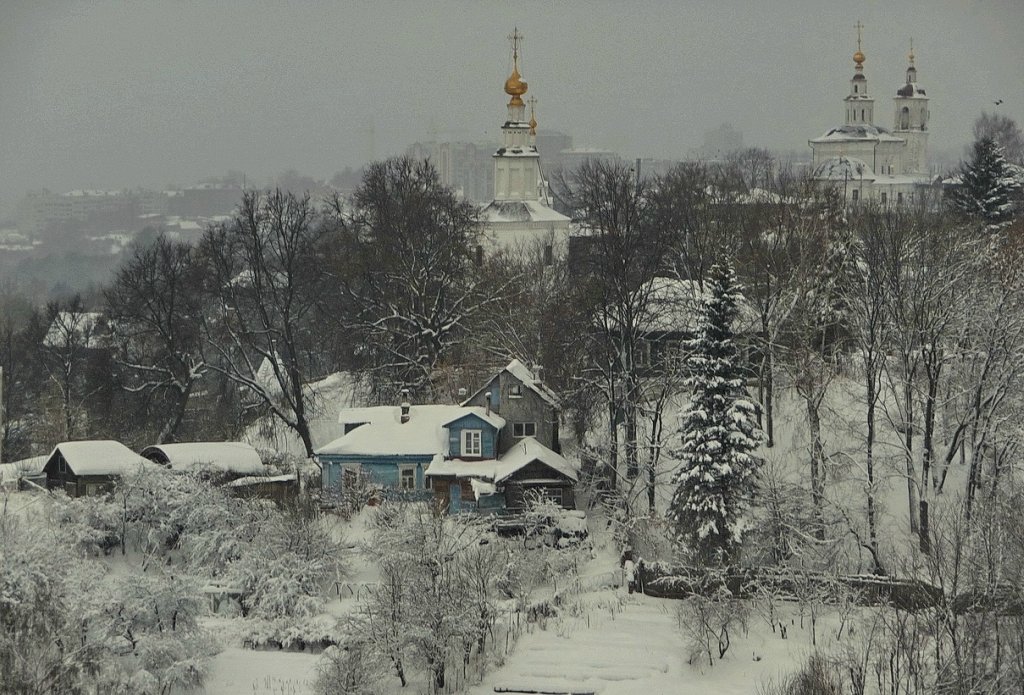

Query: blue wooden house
[316,403,505,501]
[317,362,578,514]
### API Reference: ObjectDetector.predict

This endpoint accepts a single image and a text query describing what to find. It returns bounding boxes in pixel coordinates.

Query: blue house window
[398,465,416,490]
[461,430,482,457]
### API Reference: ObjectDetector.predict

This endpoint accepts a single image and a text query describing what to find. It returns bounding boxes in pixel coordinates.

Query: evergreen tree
[668,263,764,563]
[951,136,1022,228]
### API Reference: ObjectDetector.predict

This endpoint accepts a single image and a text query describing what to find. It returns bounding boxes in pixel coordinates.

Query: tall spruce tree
[668,263,763,563]
[951,136,1021,228]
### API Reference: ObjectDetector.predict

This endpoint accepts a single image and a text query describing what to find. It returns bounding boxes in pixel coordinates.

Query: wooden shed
[43,440,156,497]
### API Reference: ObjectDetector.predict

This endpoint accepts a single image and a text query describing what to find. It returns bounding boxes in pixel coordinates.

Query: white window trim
[513,422,537,438]
[508,384,524,399]
[461,429,482,457]
[398,464,417,491]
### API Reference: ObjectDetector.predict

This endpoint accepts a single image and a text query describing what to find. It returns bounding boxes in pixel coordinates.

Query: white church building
[810,28,938,206]
[479,29,571,258]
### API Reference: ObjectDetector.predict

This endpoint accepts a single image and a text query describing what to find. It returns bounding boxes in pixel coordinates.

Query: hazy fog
[2,0,1022,204]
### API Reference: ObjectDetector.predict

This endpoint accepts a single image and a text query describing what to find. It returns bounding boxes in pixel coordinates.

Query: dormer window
[508,384,524,399]
[461,430,482,457]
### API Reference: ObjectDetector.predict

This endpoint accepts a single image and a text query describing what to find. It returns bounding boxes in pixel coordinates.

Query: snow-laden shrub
[315,638,385,695]
[230,501,348,620]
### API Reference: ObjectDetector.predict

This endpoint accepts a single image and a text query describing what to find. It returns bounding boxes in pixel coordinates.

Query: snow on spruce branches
[668,263,764,563]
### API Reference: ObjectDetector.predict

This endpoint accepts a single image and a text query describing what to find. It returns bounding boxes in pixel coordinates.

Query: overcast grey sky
[1,0,1021,205]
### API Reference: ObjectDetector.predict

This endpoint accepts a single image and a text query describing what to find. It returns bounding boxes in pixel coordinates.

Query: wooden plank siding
[464,373,560,455]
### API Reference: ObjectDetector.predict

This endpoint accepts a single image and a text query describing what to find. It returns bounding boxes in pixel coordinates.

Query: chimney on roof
[400,388,411,424]
[457,387,467,401]
[532,364,544,383]
[484,391,492,417]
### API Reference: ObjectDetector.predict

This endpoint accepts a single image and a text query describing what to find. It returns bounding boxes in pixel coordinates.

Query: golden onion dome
[504,66,528,97]
[853,50,865,65]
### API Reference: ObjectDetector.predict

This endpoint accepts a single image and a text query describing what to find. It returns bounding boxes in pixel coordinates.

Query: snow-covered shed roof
[463,359,561,409]
[316,405,505,457]
[225,473,297,488]
[46,440,155,476]
[425,436,577,483]
[140,442,264,475]
[492,437,578,483]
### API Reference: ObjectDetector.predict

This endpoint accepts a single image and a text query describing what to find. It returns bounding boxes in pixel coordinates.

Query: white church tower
[492,28,545,203]
[892,40,930,174]
[480,28,570,256]
[845,21,874,126]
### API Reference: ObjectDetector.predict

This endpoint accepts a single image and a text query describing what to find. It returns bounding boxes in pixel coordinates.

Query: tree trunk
[806,394,826,541]
[606,395,618,491]
[920,367,939,554]
[865,367,882,574]
[903,377,919,535]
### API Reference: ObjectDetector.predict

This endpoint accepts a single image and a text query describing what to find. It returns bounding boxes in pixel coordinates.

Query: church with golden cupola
[809,23,938,206]
[479,28,571,257]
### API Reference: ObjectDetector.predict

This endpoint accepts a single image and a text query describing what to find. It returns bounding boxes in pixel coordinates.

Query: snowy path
[472,591,817,695]
[472,593,685,695]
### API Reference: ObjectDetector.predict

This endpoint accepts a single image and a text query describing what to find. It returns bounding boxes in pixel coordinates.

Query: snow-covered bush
[1,506,214,693]
[54,491,122,555]
[231,499,348,620]
[676,580,749,668]
[361,502,500,692]
[314,634,385,695]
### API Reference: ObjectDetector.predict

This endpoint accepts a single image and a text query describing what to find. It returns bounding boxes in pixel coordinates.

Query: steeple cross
[528,95,537,115]
[854,21,864,51]
[908,37,915,65]
[508,27,524,60]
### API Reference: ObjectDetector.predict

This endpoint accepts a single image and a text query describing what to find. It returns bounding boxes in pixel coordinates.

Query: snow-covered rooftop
[425,436,577,483]
[462,358,561,409]
[316,405,505,457]
[812,156,875,181]
[140,442,264,475]
[480,199,571,225]
[810,124,905,144]
[46,440,156,476]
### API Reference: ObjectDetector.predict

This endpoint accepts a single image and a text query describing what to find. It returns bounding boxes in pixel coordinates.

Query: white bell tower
[844,21,874,126]
[893,40,929,174]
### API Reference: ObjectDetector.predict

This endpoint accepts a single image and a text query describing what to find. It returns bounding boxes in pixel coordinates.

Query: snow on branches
[668,263,764,564]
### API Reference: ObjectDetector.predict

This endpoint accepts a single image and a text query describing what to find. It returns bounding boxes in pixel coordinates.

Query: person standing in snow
[623,558,637,594]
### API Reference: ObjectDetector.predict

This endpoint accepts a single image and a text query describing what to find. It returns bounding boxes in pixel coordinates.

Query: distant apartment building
[699,123,744,160]
[406,140,495,203]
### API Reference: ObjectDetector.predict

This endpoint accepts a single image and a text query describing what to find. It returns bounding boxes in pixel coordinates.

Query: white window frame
[513,422,537,438]
[398,464,417,491]
[461,429,482,457]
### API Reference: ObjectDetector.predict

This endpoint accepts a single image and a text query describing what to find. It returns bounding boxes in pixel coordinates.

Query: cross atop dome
[853,20,865,66]
[504,27,528,108]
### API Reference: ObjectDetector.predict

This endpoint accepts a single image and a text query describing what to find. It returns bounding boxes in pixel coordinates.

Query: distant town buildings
[15,184,243,240]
